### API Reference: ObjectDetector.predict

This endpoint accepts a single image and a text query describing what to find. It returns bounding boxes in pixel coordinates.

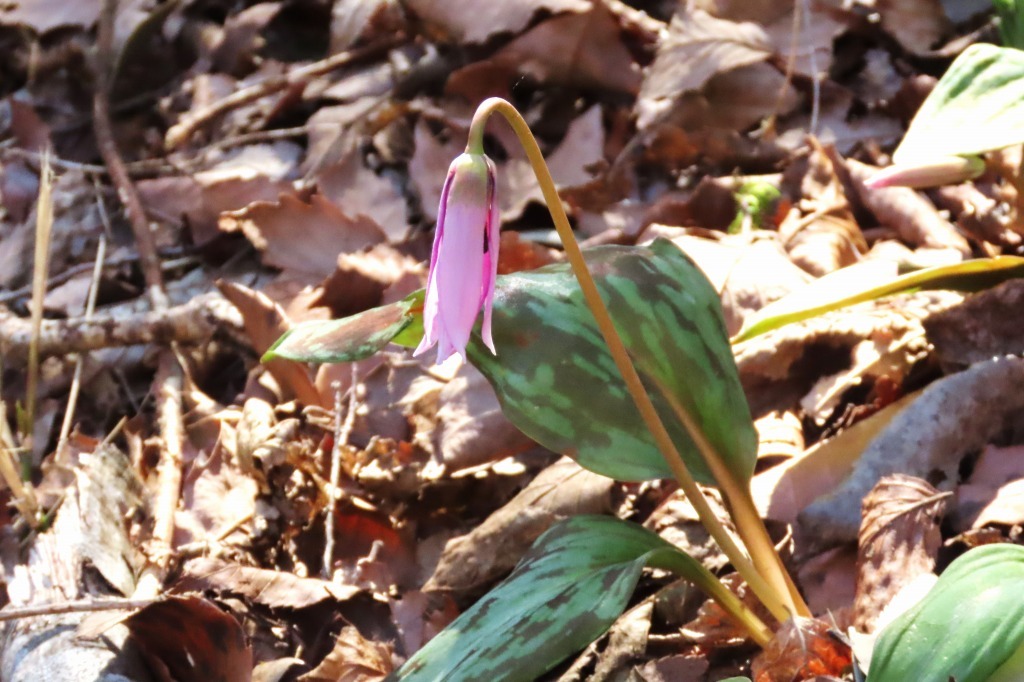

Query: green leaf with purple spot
[388,515,721,682]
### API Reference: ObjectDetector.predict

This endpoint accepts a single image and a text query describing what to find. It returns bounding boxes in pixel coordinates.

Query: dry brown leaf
[447,2,640,96]
[125,597,251,682]
[875,0,951,54]
[777,87,903,154]
[404,0,589,44]
[0,0,99,32]
[632,654,710,682]
[424,458,614,595]
[924,280,1024,370]
[330,0,405,52]
[318,243,420,318]
[751,616,852,682]
[389,590,459,658]
[181,557,362,608]
[800,356,1024,547]
[955,444,1024,530]
[798,545,858,616]
[635,9,772,129]
[175,442,259,548]
[751,391,918,525]
[434,367,536,472]
[216,280,324,407]
[845,158,971,257]
[299,626,393,682]
[852,474,947,633]
[316,152,410,243]
[220,194,386,280]
[780,142,866,276]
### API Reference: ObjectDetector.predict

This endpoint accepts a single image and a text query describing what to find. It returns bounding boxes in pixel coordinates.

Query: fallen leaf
[800,356,1024,548]
[447,2,641,96]
[875,0,951,54]
[635,9,772,129]
[751,616,852,682]
[180,557,362,608]
[217,280,324,407]
[0,0,100,32]
[316,151,410,243]
[125,596,252,682]
[424,458,615,595]
[852,474,947,632]
[845,158,971,257]
[298,625,393,681]
[220,194,386,280]
[923,279,1024,370]
[403,0,589,44]
[955,444,1024,530]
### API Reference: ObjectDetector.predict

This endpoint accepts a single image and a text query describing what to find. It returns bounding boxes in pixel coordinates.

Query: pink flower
[414,152,500,364]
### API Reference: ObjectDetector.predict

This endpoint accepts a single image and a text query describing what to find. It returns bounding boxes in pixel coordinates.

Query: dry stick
[472,99,801,625]
[0,293,242,364]
[25,154,55,444]
[164,37,404,150]
[0,597,156,622]
[93,0,182,597]
[323,367,359,579]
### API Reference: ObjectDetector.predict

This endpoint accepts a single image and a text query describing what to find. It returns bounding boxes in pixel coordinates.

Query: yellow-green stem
[469,98,794,625]
[655,383,810,617]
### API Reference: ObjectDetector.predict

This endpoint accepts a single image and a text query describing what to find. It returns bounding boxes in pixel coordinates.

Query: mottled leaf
[732,256,1024,343]
[269,240,755,485]
[469,239,755,484]
[870,543,1024,682]
[264,291,423,363]
[893,44,1024,163]
[389,515,724,682]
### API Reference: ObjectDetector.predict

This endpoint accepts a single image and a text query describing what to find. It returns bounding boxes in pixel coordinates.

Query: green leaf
[994,0,1024,49]
[893,44,1024,163]
[389,515,723,682]
[870,544,1024,682]
[469,239,755,484]
[732,255,1024,343]
[269,240,755,485]
[263,291,424,363]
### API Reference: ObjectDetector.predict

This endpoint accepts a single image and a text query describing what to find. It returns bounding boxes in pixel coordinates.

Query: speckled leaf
[263,291,423,363]
[870,544,1024,682]
[266,240,755,484]
[894,44,1024,163]
[469,239,755,483]
[389,515,719,682]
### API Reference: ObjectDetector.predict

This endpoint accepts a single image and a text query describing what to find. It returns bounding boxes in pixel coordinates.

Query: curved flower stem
[469,97,801,625]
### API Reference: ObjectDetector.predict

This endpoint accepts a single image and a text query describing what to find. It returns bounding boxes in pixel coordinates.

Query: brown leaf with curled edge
[635,9,772,129]
[124,596,252,682]
[298,626,393,682]
[404,0,589,44]
[424,458,615,596]
[752,617,852,682]
[180,557,362,608]
[220,194,386,280]
[853,474,948,633]
[317,151,410,243]
[217,280,324,407]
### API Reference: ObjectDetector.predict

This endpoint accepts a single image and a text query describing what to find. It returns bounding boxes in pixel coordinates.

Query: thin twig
[0,597,156,622]
[165,37,405,150]
[55,234,107,459]
[323,367,359,579]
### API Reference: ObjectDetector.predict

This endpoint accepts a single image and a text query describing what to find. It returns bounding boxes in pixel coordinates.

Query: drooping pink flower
[414,152,500,364]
